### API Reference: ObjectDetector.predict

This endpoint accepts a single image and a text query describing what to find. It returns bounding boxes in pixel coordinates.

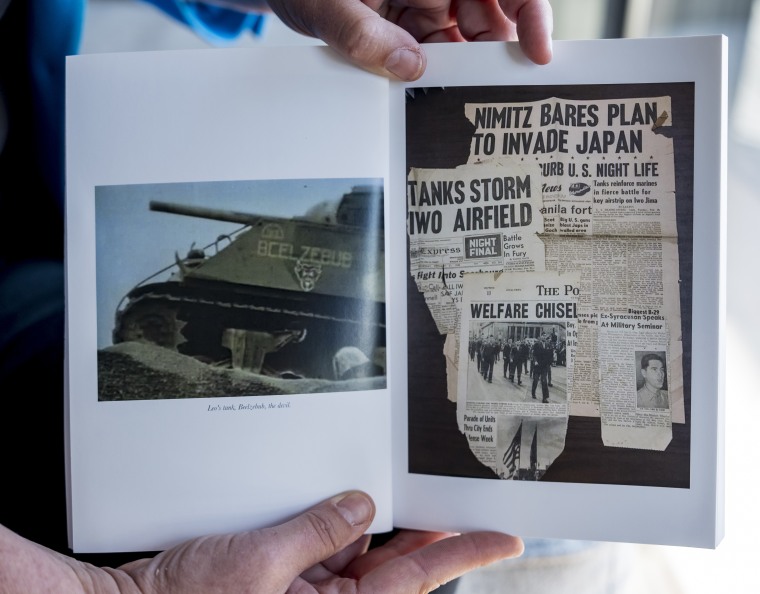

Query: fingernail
[385,48,423,81]
[335,491,372,526]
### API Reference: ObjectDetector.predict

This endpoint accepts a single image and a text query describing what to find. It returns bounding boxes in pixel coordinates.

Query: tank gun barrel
[149,200,262,226]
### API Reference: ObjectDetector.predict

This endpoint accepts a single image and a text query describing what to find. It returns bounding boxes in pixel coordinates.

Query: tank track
[113,283,385,379]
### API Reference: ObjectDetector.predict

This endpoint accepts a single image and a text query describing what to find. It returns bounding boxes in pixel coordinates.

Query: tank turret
[112,185,385,380]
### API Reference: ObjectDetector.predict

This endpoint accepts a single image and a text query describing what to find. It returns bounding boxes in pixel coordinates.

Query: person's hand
[267,0,553,80]
[222,1,553,80]
[1,491,524,593]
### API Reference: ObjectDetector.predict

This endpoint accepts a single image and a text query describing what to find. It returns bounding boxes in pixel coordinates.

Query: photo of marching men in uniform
[466,321,568,406]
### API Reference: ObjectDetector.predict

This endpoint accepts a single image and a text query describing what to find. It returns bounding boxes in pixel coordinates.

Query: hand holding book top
[219,0,554,80]
[0,491,523,593]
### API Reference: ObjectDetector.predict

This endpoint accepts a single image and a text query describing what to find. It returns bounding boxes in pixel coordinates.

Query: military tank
[112,185,385,380]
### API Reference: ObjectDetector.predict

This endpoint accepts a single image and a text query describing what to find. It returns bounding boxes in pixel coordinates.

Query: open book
[65,36,726,553]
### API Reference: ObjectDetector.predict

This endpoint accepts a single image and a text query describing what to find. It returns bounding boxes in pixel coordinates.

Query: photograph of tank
[95,178,386,400]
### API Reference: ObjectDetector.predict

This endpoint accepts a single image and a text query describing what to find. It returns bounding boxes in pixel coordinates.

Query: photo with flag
[501,421,522,479]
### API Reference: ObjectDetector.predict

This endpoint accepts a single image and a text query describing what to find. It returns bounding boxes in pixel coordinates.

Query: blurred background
[79,0,759,591]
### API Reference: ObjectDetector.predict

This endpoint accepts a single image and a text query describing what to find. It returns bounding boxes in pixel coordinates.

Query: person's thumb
[268,0,425,80]
[267,490,376,577]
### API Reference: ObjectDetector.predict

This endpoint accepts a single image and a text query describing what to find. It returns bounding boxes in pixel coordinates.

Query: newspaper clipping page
[407,83,693,484]
[457,271,579,479]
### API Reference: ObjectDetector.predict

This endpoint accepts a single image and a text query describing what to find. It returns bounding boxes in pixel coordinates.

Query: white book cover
[65,35,726,553]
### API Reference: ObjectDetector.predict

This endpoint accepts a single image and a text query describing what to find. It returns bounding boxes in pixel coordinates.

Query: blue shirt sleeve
[141,0,268,44]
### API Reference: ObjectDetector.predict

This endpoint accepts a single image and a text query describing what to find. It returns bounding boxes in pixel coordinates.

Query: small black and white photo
[466,321,567,406]
[635,350,669,410]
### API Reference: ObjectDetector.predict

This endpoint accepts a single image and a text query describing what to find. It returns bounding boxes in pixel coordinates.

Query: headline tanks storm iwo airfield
[111,185,386,381]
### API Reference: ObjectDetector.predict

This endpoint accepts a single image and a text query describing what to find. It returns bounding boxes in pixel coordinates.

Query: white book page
[65,45,393,553]
[389,37,726,548]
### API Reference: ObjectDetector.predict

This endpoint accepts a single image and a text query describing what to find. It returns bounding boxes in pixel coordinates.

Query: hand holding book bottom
[0,490,523,593]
